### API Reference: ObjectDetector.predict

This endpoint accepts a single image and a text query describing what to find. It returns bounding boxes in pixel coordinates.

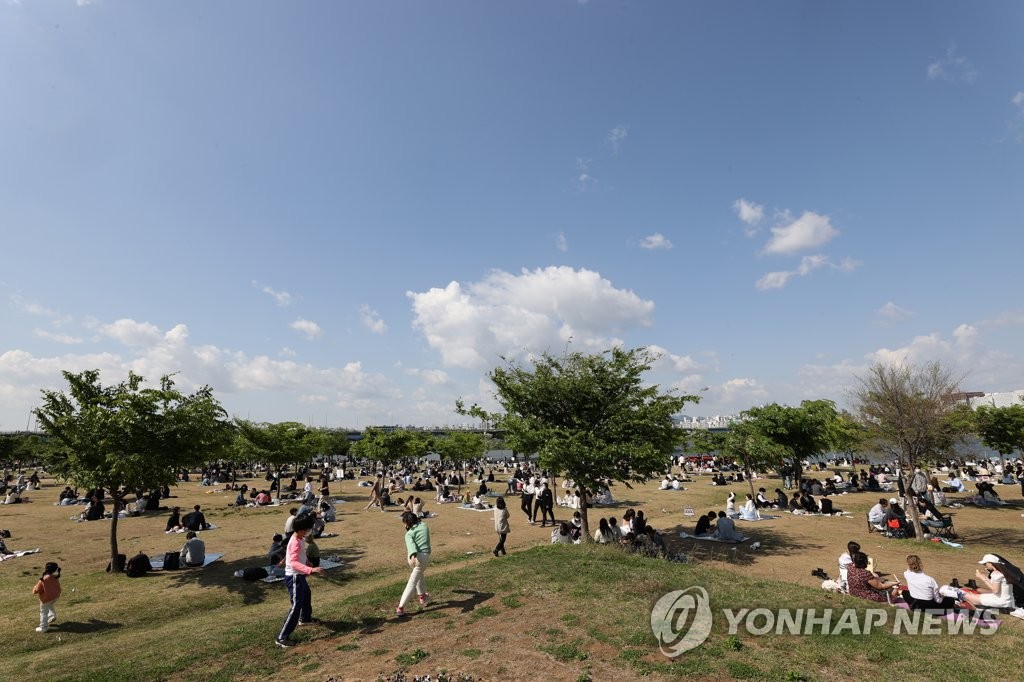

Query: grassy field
[1,470,1022,681]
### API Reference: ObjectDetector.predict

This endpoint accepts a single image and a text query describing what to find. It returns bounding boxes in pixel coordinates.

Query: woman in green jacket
[396,511,431,616]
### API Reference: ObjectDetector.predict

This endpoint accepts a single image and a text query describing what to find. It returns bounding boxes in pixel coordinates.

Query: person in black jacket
[535,482,555,527]
[181,505,210,531]
[166,506,183,532]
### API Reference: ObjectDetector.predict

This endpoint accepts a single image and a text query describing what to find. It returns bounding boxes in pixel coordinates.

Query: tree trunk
[110,491,121,572]
[579,490,591,542]
[744,456,756,499]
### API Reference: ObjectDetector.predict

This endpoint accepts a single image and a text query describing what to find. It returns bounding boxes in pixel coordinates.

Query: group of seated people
[398,496,429,517]
[165,505,212,532]
[692,509,744,541]
[866,494,951,537]
[836,540,1022,613]
[710,472,745,486]
[588,509,667,554]
[658,475,689,490]
[786,491,843,515]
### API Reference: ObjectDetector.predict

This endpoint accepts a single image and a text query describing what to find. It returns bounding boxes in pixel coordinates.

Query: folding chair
[935,516,957,539]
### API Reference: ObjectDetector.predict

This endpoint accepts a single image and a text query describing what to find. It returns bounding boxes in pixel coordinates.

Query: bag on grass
[126,552,152,577]
[0,529,11,538]
[240,566,268,581]
[162,551,181,570]
[106,553,127,573]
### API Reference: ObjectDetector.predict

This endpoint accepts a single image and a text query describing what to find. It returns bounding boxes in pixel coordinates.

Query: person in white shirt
[901,554,957,610]
[838,541,860,587]
[738,495,760,521]
[659,476,672,490]
[671,478,682,490]
[956,554,1017,609]
[867,499,887,530]
[725,492,737,517]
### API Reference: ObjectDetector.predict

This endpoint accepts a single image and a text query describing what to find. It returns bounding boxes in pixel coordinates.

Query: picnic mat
[166,524,219,534]
[260,557,345,583]
[456,505,494,512]
[678,531,751,543]
[0,548,41,562]
[150,552,224,570]
[893,601,1002,629]
[737,514,781,521]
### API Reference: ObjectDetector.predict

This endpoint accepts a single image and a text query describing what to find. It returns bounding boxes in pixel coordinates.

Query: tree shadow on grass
[159,547,365,605]
[958,526,1024,547]
[52,619,122,634]
[663,522,828,568]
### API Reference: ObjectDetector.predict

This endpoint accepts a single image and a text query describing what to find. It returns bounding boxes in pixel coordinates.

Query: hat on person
[292,515,315,532]
[889,498,899,504]
[979,553,1000,565]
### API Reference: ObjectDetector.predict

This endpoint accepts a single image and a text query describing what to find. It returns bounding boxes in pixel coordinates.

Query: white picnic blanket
[150,552,224,570]
[0,548,41,562]
[456,505,493,512]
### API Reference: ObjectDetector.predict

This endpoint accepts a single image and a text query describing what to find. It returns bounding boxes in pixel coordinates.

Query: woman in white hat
[955,554,1017,610]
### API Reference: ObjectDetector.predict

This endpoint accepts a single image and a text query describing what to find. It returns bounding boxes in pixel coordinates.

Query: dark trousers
[538,505,555,526]
[278,574,311,641]
[495,533,507,554]
[521,495,533,519]
[901,590,958,612]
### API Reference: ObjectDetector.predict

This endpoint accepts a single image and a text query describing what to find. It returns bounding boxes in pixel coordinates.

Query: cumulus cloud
[279,347,296,358]
[647,344,701,373]
[720,377,768,403]
[405,368,452,385]
[606,125,628,153]
[878,302,913,321]
[639,233,673,250]
[407,266,654,370]
[33,328,83,345]
[927,44,977,84]
[763,211,839,255]
[1013,92,1024,108]
[100,319,163,347]
[755,254,856,290]
[574,158,598,192]
[359,305,388,335]
[290,318,324,340]
[556,231,569,253]
[733,198,765,233]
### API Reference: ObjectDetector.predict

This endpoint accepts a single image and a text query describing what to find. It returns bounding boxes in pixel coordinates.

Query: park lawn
[1,541,1021,681]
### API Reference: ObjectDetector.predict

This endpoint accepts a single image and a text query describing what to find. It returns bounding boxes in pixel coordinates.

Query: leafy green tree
[233,420,323,501]
[739,400,852,484]
[351,428,427,470]
[974,404,1024,458]
[462,347,698,539]
[720,421,787,499]
[851,361,968,541]
[35,370,231,570]
[0,432,47,471]
[433,430,487,464]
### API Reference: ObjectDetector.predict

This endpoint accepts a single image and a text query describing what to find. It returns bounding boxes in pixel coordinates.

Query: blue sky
[2,1,1023,430]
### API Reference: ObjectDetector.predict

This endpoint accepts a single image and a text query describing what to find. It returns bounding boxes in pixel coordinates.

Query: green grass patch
[501,594,523,608]
[394,647,429,667]
[461,648,482,659]
[539,639,588,662]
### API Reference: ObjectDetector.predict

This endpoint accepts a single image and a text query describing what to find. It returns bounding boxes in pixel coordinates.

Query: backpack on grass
[162,551,181,570]
[126,552,152,577]
[106,553,127,573]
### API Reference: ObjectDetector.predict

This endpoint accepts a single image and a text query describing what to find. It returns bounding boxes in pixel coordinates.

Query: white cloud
[290,318,324,340]
[927,45,977,84]
[359,305,388,335]
[33,328,83,345]
[647,344,701,373]
[763,211,839,255]
[407,266,654,370]
[606,125,628,153]
[878,302,913,321]
[556,231,569,253]
[720,377,768,403]
[733,198,765,230]
[756,254,853,290]
[279,347,297,358]
[252,281,292,306]
[1013,92,1024,108]
[639,232,673,250]
[9,295,57,318]
[76,0,94,6]
[100,319,163,347]
[405,368,452,386]
[574,158,598,192]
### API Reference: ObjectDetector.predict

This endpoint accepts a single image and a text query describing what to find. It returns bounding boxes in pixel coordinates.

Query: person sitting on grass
[847,552,898,603]
[954,554,1018,611]
[182,505,210,531]
[774,488,788,509]
[694,511,717,537]
[593,518,616,544]
[885,498,910,535]
[739,494,761,521]
[551,522,573,545]
[901,554,958,612]
[868,498,888,531]
[84,495,105,521]
[608,517,623,541]
[788,492,804,514]
[712,511,742,542]
[180,531,206,567]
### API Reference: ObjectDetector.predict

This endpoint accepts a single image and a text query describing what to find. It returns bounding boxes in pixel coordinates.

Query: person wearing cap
[955,554,1017,610]
[396,511,431,617]
[884,498,908,534]
[276,514,324,648]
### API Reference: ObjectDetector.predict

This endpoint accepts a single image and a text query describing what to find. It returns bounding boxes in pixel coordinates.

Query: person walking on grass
[364,475,385,512]
[396,511,431,617]
[493,496,510,557]
[33,562,62,633]
[276,515,324,648]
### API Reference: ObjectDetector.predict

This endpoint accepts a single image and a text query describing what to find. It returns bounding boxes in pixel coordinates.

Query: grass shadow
[662,522,827,567]
[52,619,123,634]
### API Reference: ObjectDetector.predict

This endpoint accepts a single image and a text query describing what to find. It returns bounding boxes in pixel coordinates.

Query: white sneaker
[35,627,47,633]
[48,614,56,624]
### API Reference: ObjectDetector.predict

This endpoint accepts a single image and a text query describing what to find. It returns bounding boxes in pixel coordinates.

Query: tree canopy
[232,420,326,499]
[35,370,231,568]
[463,347,698,538]
[974,403,1024,457]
